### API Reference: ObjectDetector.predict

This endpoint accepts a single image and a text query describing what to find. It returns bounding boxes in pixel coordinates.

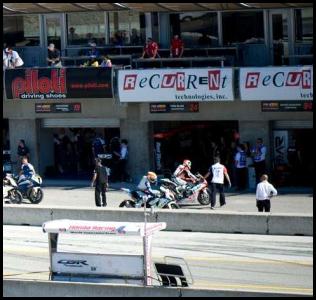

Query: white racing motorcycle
[3,173,23,204]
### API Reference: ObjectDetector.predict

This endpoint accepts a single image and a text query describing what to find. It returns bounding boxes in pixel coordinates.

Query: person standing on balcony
[3,46,24,69]
[47,43,62,67]
[68,27,79,43]
[141,38,159,59]
[170,34,184,58]
[86,42,100,58]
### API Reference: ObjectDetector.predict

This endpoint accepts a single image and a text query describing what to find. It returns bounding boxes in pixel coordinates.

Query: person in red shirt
[170,34,184,58]
[141,38,159,59]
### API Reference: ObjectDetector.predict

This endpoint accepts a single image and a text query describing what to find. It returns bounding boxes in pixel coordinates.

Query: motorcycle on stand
[119,186,180,209]
[160,173,210,206]
[14,174,44,204]
[3,173,23,204]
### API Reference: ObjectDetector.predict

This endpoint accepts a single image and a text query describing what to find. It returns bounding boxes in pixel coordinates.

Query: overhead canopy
[42,219,167,236]
[3,3,313,15]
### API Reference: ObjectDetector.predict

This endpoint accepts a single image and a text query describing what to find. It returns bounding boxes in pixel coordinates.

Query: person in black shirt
[91,158,109,207]
[17,139,30,161]
[47,43,61,67]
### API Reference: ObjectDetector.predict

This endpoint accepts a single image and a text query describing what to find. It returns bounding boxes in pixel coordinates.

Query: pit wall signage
[4,67,113,99]
[240,66,313,101]
[118,68,234,102]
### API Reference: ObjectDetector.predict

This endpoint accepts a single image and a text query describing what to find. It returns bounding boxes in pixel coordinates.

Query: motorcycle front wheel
[29,188,44,204]
[166,202,180,209]
[197,190,210,205]
[9,190,23,204]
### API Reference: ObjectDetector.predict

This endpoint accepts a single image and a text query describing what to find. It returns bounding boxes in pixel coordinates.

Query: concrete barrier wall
[3,205,313,236]
[3,279,309,297]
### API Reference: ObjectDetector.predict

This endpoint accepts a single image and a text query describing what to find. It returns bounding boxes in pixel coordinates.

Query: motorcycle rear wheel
[119,200,136,208]
[197,190,210,205]
[9,190,23,204]
[29,188,44,204]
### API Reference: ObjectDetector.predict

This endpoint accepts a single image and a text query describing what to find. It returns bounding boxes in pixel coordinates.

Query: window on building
[222,11,264,45]
[295,8,313,42]
[3,15,40,47]
[109,11,145,46]
[170,12,218,48]
[67,12,106,46]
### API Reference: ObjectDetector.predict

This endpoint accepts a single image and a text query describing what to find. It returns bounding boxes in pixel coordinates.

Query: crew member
[234,144,248,190]
[251,138,267,183]
[256,174,277,212]
[204,157,231,209]
[91,158,109,207]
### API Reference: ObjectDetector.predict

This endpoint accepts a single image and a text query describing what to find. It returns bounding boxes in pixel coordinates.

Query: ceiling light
[239,3,252,8]
[114,3,128,8]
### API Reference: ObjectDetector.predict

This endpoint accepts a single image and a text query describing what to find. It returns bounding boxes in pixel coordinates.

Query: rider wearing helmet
[173,159,197,194]
[137,171,160,198]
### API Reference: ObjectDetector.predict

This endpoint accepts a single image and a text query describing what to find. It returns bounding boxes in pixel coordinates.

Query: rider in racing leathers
[137,171,160,200]
[173,160,197,195]
[18,156,36,183]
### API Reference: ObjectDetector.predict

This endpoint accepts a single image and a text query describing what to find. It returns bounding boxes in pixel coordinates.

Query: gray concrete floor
[7,182,313,214]
[3,225,313,295]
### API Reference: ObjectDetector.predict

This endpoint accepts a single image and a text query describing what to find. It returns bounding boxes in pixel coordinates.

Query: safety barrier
[3,205,313,236]
[3,279,310,297]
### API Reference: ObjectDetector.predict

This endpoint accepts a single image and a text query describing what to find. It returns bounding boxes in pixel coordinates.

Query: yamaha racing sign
[118,68,234,102]
[240,66,313,101]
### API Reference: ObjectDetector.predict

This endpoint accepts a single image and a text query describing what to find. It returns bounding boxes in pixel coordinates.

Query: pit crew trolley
[42,219,192,287]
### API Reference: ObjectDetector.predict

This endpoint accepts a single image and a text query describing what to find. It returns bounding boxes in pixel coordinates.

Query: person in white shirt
[256,174,277,212]
[204,157,231,209]
[3,46,24,69]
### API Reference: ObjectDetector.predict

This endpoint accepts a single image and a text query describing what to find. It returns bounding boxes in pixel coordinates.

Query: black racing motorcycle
[119,186,179,209]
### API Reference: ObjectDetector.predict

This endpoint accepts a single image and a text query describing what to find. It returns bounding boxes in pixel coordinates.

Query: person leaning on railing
[81,57,99,67]
[141,37,159,59]
[47,43,62,67]
[100,56,112,67]
[170,34,184,58]
[3,46,24,69]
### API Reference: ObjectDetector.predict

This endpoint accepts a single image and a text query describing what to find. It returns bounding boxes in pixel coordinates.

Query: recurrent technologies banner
[5,67,113,99]
[239,66,313,101]
[118,68,234,102]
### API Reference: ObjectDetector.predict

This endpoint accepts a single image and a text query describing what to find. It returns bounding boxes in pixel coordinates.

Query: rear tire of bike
[119,200,135,208]
[29,189,44,204]
[9,190,23,204]
[197,190,210,205]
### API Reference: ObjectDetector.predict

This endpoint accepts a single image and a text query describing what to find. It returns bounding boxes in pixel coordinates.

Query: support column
[9,119,39,174]
[120,104,150,183]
